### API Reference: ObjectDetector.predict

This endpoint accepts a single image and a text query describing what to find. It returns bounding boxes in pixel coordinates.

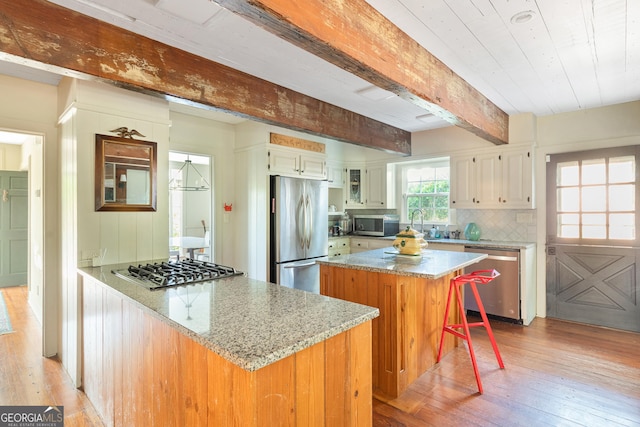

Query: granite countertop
[334,234,535,250]
[317,247,488,279]
[78,262,379,372]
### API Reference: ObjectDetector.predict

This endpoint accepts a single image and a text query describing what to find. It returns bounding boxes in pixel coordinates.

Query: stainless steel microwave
[352,214,400,236]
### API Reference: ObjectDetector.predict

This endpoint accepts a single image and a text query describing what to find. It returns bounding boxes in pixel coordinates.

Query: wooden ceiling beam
[216,0,509,145]
[0,0,411,155]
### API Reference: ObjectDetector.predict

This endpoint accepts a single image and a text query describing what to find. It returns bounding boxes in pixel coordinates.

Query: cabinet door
[449,155,475,208]
[350,238,369,253]
[345,167,365,208]
[300,153,326,179]
[368,238,392,250]
[501,149,534,208]
[365,165,386,207]
[475,152,501,208]
[327,162,345,188]
[268,147,299,177]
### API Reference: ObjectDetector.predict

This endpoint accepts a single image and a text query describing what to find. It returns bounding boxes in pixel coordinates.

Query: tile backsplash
[455,209,537,243]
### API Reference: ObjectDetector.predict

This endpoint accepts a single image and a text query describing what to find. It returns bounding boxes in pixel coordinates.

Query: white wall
[0,74,59,359]
[58,77,171,385]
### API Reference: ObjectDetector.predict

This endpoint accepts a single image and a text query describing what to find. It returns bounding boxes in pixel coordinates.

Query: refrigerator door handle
[297,195,306,250]
[306,194,313,249]
[283,261,317,269]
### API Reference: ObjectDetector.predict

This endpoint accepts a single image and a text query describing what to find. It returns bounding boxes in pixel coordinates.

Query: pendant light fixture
[169,157,210,191]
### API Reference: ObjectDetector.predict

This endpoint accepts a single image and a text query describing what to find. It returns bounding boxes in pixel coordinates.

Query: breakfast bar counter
[317,248,487,399]
[78,263,378,426]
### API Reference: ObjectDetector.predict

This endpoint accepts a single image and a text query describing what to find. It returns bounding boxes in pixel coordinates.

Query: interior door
[0,171,28,287]
[546,146,640,332]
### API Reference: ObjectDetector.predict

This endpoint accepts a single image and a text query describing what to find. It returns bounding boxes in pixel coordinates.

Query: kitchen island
[317,248,487,400]
[78,263,378,426]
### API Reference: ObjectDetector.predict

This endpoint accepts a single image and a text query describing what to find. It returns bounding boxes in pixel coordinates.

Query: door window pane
[610,213,635,239]
[554,149,636,241]
[609,184,635,211]
[609,156,635,183]
[557,161,579,186]
[581,186,606,212]
[581,159,606,185]
[558,187,580,211]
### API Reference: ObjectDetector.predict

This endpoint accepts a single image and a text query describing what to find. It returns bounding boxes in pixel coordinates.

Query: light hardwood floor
[1,285,639,426]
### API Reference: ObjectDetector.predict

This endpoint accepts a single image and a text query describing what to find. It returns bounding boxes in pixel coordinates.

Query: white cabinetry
[501,149,534,208]
[450,147,534,209]
[368,238,392,250]
[327,161,345,188]
[349,237,370,253]
[267,146,326,179]
[344,166,365,208]
[343,162,394,209]
[365,163,387,208]
[328,237,350,257]
[426,242,464,252]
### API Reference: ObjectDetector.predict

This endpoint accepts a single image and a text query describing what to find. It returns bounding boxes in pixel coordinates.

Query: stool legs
[469,282,504,369]
[437,275,505,394]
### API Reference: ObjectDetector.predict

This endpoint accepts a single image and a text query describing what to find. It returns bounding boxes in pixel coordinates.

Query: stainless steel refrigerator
[270,175,328,293]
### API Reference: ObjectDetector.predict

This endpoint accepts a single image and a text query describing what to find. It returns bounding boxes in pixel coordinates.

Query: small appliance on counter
[392,226,428,255]
[352,214,400,236]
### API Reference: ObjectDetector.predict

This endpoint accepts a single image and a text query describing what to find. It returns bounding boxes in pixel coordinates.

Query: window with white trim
[400,158,451,224]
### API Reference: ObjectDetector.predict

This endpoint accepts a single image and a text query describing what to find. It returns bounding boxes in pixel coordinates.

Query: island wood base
[320,265,461,400]
[81,276,373,426]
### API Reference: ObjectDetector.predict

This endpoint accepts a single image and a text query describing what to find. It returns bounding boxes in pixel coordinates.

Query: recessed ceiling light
[510,10,536,24]
[356,85,396,101]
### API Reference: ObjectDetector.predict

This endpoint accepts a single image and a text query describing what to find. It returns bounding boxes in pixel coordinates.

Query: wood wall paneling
[320,265,460,400]
[81,276,372,426]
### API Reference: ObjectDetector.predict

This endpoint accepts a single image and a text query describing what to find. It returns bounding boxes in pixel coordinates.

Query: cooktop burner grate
[112,259,243,290]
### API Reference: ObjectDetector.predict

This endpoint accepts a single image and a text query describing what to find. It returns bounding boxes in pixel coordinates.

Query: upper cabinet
[450,146,534,209]
[327,161,345,188]
[267,145,326,179]
[365,162,389,208]
[343,162,395,209]
[345,165,365,207]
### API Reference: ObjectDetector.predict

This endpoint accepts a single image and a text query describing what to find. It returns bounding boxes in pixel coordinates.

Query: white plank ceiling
[1,0,638,133]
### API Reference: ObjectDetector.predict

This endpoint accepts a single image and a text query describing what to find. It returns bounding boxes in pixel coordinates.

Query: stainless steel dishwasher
[463,246,521,323]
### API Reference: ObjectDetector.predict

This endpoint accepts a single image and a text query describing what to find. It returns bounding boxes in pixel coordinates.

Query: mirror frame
[94,133,157,211]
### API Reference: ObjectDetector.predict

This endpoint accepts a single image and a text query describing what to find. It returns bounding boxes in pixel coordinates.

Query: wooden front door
[546,146,640,332]
[0,171,28,287]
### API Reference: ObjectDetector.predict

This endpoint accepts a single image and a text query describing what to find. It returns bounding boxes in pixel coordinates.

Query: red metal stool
[436,269,504,394]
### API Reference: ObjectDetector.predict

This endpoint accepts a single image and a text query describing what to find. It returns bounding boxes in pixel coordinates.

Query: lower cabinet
[426,242,464,252]
[349,237,393,253]
[328,237,350,256]
[349,237,370,253]
[320,265,460,399]
[81,275,372,426]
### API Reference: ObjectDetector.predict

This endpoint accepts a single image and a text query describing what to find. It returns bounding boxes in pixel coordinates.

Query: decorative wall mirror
[95,134,157,211]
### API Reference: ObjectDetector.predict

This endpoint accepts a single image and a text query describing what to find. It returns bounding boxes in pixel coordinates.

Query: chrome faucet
[410,209,425,232]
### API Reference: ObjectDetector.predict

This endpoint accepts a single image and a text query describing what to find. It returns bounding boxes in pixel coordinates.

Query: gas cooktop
[112,259,244,290]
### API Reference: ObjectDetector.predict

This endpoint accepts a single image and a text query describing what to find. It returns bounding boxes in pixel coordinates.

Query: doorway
[169,152,212,261]
[546,145,640,332]
[0,170,28,286]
